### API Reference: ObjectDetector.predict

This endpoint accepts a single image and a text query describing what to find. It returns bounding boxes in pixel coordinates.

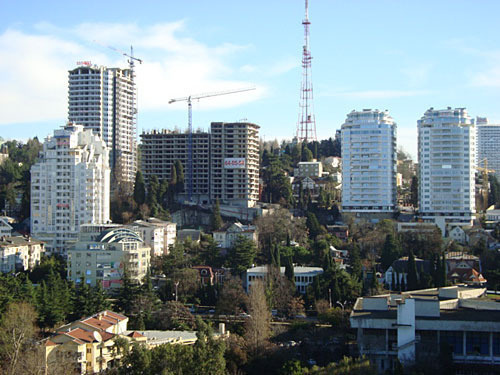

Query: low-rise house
[485,206,500,224]
[326,225,349,241]
[177,229,201,244]
[396,222,438,233]
[296,161,323,178]
[384,257,432,288]
[43,311,145,374]
[67,227,151,290]
[127,218,176,257]
[0,217,13,236]
[448,225,467,244]
[213,222,257,249]
[0,235,44,273]
[464,226,496,247]
[245,265,323,294]
[445,252,486,286]
[350,286,500,373]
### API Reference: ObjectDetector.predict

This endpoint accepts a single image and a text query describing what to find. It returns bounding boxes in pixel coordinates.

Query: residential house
[326,225,349,241]
[0,235,45,273]
[43,311,146,374]
[0,217,13,236]
[177,229,201,244]
[213,222,257,249]
[384,257,432,288]
[127,218,176,257]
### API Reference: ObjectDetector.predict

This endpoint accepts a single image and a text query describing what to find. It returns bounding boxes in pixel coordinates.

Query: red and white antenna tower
[296,0,317,143]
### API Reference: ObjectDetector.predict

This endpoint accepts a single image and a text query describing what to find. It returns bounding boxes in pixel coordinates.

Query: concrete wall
[363,297,389,311]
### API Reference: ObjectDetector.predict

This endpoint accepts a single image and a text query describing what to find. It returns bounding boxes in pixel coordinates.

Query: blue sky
[2,0,500,158]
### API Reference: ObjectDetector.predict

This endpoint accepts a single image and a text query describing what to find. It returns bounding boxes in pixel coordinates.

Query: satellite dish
[93,331,102,342]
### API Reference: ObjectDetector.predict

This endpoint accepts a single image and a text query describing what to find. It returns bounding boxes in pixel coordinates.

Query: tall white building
[476,117,500,180]
[68,63,137,187]
[341,109,397,215]
[31,124,110,255]
[418,107,476,234]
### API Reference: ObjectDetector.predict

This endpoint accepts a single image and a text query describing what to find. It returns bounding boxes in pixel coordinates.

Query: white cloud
[320,89,430,99]
[0,21,265,125]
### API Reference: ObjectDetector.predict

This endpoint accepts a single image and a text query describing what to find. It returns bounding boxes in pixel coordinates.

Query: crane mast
[169,87,255,202]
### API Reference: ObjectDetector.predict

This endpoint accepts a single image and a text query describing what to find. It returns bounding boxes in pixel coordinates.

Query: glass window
[440,331,463,355]
[493,333,500,356]
[466,332,489,356]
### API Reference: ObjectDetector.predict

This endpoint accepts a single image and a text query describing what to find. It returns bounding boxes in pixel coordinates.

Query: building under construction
[140,122,259,208]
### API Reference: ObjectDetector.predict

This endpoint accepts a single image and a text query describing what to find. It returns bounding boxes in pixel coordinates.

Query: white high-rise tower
[68,63,137,188]
[341,109,397,215]
[418,107,476,234]
[31,124,110,255]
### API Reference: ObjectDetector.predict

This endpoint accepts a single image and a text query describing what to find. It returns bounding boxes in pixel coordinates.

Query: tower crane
[169,87,256,202]
[477,158,496,212]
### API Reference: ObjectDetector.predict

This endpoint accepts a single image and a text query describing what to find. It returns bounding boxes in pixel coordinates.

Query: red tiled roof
[81,317,113,330]
[66,328,96,343]
[44,340,57,346]
[127,331,144,338]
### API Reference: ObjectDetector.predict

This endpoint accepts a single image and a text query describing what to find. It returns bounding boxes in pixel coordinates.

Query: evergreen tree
[391,271,396,291]
[381,233,401,271]
[349,244,362,280]
[306,212,326,239]
[400,275,406,291]
[211,199,223,231]
[407,250,418,291]
[174,160,184,193]
[410,175,418,208]
[227,236,257,276]
[133,171,146,206]
[284,256,294,282]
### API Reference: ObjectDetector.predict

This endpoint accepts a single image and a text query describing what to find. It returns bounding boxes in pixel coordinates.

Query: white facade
[31,125,110,255]
[297,161,323,178]
[213,222,257,249]
[68,64,137,186]
[0,217,12,236]
[476,117,500,180]
[0,236,45,273]
[341,109,397,213]
[127,218,176,257]
[245,265,323,294]
[418,107,475,234]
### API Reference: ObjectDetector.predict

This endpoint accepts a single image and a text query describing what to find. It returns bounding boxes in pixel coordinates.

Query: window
[466,332,489,355]
[440,331,463,355]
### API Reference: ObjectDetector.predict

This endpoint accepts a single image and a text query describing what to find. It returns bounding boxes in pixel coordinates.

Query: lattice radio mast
[296,0,317,143]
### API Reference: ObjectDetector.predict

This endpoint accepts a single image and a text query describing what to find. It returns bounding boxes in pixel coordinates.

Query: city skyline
[2,1,500,158]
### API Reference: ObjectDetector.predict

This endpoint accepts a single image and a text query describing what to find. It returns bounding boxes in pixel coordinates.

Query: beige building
[0,235,45,273]
[44,310,146,374]
[127,218,176,257]
[296,161,323,178]
[210,122,260,208]
[213,222,257,249]
[67,227,150,289]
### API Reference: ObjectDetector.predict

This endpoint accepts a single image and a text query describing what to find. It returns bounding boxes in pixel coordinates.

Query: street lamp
[336,300,347,311]
[174,281,179,302]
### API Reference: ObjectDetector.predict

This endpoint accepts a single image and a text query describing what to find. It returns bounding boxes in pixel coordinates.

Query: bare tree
[244,280,271,355]
[0,302,38,375]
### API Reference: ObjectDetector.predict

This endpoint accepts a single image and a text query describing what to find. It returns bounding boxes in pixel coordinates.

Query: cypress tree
[407,250,418,291]
[285,256,294,282]
[211,199,223,231]
[133,171,146,206]
[391,271,396,291]
[400,275,406,291]
[174,160,185,193]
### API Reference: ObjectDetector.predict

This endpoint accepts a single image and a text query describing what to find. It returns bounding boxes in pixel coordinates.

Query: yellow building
[43,310,146,374]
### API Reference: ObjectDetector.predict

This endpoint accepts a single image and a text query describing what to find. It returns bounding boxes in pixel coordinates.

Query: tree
[245,280,271,355]
[216,276,249,315]
[349,244,362,280]
[306,212,326,239]
[227,236,257,276]
[380,233,401,271]
[410,175,418,208]
[133,171,146,206]
[407,250,418,291]
[284,256,294,282]
[0,302,38,375]
[211,199,223,231]
[152,301,195,330]
[174,159,185,193]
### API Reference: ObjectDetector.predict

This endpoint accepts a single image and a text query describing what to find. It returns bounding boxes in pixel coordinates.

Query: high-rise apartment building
[210,122,260,207]
[140,122,259,207]
[476,117,500,179]
[341,109,397,215]
[140,130,211,203]
[68,63,137,187]
[418,107,476,234]
[31,124,110,255]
